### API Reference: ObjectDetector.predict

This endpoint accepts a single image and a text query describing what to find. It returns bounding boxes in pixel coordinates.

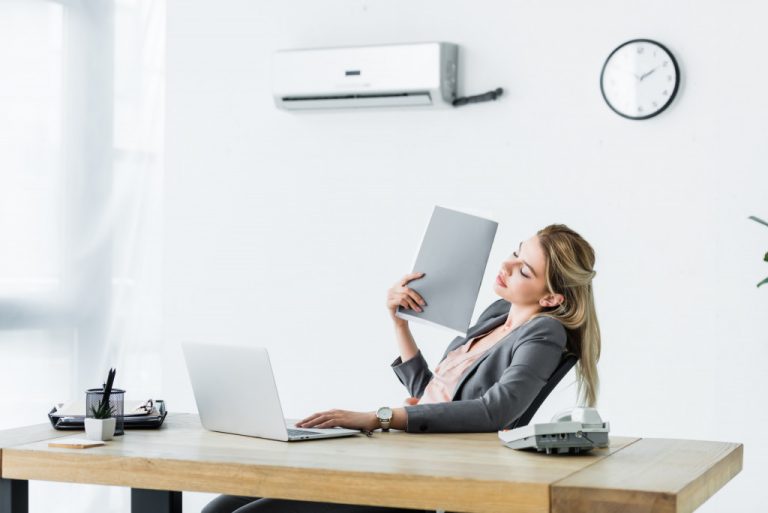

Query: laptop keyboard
[287,428,321,437]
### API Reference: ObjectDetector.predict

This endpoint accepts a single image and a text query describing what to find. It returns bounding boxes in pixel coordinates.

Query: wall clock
[600,39,680,120]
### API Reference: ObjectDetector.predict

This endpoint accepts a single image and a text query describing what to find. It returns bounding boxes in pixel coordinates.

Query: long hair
[529,224,601,408]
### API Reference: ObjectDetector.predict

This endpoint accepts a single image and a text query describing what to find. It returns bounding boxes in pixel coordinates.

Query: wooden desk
[0,413,742,513]
[0,421,75,513]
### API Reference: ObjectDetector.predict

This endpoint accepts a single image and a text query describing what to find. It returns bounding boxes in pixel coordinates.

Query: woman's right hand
[386,272,426,323]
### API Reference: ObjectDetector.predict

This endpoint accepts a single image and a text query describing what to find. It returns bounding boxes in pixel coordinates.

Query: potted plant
[85,368,117,441]
[748,216,768,288]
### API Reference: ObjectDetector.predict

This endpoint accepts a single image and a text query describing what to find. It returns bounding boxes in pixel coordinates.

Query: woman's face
[493,235,552,306]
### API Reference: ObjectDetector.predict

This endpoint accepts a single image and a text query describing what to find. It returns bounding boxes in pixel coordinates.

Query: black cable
[452,87,503,107]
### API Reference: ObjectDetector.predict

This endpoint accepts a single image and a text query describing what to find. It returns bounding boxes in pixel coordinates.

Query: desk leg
[0,479,28,513]
[131,488,181,513]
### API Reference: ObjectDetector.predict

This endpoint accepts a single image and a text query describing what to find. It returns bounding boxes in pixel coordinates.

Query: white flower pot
[85,417,116,441]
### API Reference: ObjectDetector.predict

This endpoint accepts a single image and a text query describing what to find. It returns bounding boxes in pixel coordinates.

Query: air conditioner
[272,42,458,110]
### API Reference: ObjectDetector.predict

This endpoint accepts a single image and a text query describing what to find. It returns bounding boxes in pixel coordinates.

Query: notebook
[48,438,106,449]
[396,206,498,337]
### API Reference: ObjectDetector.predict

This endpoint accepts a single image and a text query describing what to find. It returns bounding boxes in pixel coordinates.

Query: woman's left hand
[297,409,379,431]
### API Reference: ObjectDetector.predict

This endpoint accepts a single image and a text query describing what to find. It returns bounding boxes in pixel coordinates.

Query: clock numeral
[638,106,644,113]
[652,101,658,108]
[662,60,669,67]
[637,46,644,54]
[663,90,669,96]
[667,75,673,81]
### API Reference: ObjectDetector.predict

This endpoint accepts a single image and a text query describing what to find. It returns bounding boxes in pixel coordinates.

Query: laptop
[182,342,360,442]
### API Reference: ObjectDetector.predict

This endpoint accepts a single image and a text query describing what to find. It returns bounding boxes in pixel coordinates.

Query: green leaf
[758,277,768,288]
[89,400,115,419]
[764,251,768,262]
[749,215,768,228]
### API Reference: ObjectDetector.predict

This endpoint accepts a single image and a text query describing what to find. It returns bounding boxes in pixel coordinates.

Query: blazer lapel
[449,314,514,400]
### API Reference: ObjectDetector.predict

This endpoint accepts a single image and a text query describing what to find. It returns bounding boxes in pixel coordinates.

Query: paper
[52,399,158,418]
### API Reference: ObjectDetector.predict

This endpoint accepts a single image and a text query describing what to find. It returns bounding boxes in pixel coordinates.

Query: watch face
[377,407,393,420]
[600,39,679,120]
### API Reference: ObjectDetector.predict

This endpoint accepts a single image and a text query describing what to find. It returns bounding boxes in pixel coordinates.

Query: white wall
[165,1,768,511]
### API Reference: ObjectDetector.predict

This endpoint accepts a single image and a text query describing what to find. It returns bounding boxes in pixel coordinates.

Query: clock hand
[619,66,640,81]
[639,67,659,81]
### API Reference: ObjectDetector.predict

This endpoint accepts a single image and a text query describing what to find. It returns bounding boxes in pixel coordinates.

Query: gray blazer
[391,299,568,433]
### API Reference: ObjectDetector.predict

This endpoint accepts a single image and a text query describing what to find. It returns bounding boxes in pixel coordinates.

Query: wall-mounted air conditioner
[272,42,458,110]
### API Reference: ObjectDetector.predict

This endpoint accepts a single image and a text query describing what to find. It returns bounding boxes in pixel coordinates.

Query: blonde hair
[529,224,601,408]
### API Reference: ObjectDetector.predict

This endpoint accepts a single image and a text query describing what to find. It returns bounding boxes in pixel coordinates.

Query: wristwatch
[376,406,393,432]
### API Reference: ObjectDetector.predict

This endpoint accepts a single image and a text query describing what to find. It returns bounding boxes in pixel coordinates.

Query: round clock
[600,39,680,120]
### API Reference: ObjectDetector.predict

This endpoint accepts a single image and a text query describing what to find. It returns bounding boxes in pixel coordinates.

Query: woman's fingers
[400,294,421,312]
[387,273,426,320]
[401,287,425,309]
[297,412,323,426]
[298,411,334,427]
[389,288,420,312]
[388,293,416,311]
[312,417,338,429]
[403,299,420,312]
[405,288,426,306]
[400,272,425,287]
[315,420,341,429]
[302,416,325,428]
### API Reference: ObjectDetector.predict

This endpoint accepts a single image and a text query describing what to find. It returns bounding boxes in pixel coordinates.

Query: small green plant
[748,216,768,288]
[90,367,117,419]
[90,400,115,419]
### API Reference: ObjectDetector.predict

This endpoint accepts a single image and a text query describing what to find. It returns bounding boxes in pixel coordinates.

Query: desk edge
[550,438,744,513]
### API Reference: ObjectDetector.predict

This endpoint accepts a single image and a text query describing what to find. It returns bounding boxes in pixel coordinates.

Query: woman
[202,223,600,513]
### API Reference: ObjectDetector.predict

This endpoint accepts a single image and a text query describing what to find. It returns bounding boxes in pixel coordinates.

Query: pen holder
[85,388,125,436]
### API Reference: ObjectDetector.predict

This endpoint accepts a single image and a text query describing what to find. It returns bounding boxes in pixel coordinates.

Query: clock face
[600,39,680,120]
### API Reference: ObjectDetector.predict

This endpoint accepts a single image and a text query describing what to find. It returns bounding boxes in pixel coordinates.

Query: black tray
[48,407,168,430]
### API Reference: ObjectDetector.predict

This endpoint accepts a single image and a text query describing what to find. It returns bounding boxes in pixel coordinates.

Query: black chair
[507,352,579,430]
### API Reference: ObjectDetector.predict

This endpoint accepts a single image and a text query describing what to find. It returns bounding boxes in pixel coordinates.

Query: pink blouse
[417,329,502,405]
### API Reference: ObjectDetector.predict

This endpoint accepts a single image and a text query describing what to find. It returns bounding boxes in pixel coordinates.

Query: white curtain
[0,0,164,511]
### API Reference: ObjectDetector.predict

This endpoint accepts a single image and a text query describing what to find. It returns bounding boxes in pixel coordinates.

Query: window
[0,0,165,427]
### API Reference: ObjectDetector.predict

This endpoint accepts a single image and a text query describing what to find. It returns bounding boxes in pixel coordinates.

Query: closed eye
[513,251,530,278]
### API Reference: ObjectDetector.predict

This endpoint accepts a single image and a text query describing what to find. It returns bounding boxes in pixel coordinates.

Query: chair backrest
[507,352,579,430]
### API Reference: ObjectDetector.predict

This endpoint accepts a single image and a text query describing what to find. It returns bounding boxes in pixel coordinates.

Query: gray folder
[396,206,498,337]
